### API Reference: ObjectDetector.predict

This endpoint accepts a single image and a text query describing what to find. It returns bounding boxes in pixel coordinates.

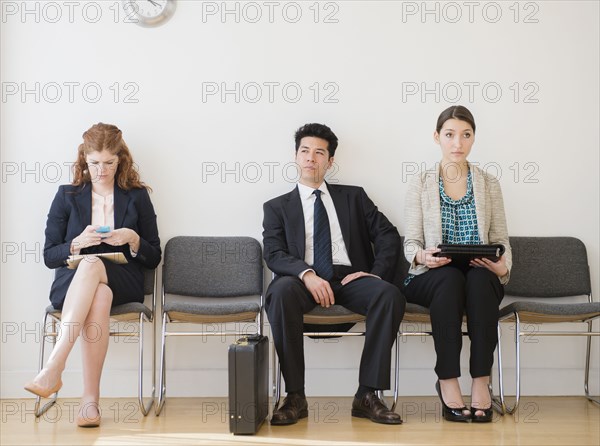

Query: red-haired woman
[25,123,161,427]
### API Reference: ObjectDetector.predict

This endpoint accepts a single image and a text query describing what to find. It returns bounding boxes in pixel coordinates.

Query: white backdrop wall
[1,1,598,400]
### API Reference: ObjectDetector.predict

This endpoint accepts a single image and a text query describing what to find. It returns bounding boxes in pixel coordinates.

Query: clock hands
[124,0,175,26]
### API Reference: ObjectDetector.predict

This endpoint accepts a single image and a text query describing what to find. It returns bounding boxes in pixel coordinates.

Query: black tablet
[432,244,505,262]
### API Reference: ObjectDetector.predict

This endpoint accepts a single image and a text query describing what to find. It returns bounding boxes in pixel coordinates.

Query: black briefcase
[228,334,269,435]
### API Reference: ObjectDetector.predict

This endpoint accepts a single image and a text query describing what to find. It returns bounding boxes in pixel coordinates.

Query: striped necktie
[312,189,333,280]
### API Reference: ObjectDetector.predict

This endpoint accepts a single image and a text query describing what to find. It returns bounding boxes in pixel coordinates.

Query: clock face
[123,0,176,27]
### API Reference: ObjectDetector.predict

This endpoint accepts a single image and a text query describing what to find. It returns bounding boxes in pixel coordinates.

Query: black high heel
[470,406,493,423]
[435,380,471,422]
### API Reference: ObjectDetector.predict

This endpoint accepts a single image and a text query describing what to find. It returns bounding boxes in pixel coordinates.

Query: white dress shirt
[297,182,351,279]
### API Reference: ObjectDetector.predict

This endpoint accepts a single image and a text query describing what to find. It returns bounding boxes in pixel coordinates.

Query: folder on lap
[432,244,505,263]
[66,252,128,269]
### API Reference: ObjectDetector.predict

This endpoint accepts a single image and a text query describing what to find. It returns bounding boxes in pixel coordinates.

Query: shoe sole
[443,414,470,422]
[470,406,493,422]
[270,409,308,426]
[471,417,493,423]
[77,420,101,428]
[351,409,403,425]
[23,380,63,399]
[471,413,493,423]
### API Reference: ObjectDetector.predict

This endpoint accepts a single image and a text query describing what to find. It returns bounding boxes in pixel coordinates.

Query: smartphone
[96,226,111,238]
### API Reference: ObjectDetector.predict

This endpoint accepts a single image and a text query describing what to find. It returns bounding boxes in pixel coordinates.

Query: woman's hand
[70,225,103,255]
[416,247,451,269]
[470,255,508,278]
[103,228,140,252]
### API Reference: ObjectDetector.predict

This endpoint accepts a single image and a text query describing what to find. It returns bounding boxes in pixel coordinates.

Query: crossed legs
[26,258,112,424]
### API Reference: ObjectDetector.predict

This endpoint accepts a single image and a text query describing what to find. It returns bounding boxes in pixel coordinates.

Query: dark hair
[294,123,338,158]
[72,122,150,191]
[435,105,476,134]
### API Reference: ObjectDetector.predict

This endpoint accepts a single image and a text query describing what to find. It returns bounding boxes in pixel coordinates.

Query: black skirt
[49,258,144,310]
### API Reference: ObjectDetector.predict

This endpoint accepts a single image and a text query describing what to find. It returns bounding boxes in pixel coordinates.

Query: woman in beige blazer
[403,105,511,423]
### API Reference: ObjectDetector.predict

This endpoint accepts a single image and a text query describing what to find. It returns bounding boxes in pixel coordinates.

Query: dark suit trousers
[403,265,504,379]
[266,267,405,393]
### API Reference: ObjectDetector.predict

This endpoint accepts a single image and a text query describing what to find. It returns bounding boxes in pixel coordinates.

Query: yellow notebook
[66,252,128,269]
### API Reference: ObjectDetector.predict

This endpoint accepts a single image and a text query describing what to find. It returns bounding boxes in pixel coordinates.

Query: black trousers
[266,266,405,393]
[403,265,504,379]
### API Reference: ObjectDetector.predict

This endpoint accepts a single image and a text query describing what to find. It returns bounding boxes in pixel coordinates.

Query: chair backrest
[163,236,263,297]
[505,236,591,298]
[397,236,591,298]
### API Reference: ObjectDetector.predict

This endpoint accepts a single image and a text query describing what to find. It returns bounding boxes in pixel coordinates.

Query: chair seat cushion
[499,301,600,323]
[303,305,365,325]
[45,303,152,322]
[111,302,152,321]
[402,302,432,323]
[402,303,471,324]
[164,294,261,323]
[45,305,60,315]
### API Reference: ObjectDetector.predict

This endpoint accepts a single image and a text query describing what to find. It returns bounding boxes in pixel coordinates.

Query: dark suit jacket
[44,183,161,307]
[262,183,401,283]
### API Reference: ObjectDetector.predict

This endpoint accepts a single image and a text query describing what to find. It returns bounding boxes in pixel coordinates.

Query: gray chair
[497,237,600,414]
[271,288,401,413]
[155,236,263,415]
[396,237,503,413]
[34,268,157,417]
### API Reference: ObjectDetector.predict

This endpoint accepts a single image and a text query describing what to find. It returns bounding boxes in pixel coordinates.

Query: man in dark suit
[263,123,405,425]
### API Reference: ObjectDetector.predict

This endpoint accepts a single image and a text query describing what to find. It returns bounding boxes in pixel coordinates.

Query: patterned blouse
[404,170,481,287]
[440,170,481,245]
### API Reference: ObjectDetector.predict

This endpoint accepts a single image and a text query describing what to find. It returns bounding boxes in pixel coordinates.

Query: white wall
[1,1,598,400]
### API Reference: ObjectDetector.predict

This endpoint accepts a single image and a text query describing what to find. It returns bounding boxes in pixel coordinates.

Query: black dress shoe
[470,406,493,423]
[271,393,308,426]
[351,392,402,425]
[435,380,471,422]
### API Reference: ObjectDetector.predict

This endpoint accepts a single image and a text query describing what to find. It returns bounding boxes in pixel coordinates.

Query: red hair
[72,123,150,191]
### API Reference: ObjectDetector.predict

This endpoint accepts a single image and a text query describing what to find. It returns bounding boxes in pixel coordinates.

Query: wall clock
[122,0,176,27]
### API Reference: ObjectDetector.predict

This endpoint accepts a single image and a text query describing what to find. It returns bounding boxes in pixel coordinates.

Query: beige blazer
[404,164,512,285]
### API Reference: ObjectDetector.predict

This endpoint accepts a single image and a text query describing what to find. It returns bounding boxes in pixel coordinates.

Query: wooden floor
[1,396,599,445]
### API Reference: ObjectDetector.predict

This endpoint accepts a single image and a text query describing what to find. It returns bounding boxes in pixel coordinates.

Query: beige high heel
[24,378,63,398]
[77,403,101,428]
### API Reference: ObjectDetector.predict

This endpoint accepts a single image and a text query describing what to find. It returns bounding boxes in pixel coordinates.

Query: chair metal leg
[35,313,58,418]
[272,347,282,412]
[390,333,400,412]
[137,313,155,416]
[489,374,503,415]
[501,313,521,415]
[492,322,506,415]
[584,320,600,405]
[270,331,400,413]
[155,312,168,415]
[258,306,264,336]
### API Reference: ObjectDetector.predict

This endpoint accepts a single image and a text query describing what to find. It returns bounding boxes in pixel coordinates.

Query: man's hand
[302,271,335,307]
[340,271,380,286]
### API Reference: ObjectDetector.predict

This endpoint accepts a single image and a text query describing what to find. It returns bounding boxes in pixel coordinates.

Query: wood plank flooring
[1,396,599,445]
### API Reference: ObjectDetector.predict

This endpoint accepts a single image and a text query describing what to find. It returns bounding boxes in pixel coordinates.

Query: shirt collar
[297,182,329,200]
[91,190,114,203]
